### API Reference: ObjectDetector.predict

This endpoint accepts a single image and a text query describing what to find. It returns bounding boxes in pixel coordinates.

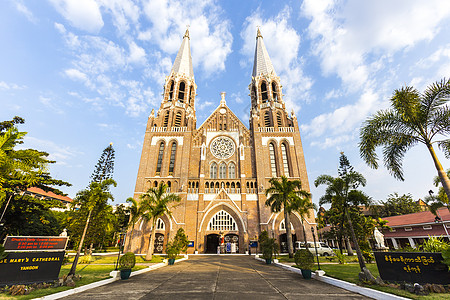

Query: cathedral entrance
[224,233,239,253]
[279,233,297,253]
[205,234,220,253]
[153,233,164,253]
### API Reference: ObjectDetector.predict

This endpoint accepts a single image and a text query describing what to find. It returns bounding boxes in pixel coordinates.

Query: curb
[37,257,189,300]
[254,256,407,300]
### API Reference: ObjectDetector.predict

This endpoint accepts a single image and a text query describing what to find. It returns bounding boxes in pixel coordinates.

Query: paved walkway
[62,256,367,299]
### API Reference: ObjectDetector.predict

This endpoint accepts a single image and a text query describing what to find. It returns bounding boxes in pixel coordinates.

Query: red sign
[3,236,68,251]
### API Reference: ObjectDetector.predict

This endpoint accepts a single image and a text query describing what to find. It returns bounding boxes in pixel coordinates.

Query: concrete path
[62,256,367,299]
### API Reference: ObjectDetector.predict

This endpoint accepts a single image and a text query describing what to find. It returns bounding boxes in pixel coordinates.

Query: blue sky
[1,0,450,207]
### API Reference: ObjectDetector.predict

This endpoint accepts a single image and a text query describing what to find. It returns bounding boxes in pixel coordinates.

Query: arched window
[210,162,217,179]
[281,143,290,177]
[277,112,283,127]
[252,85,257,104]
[189,85,194,104]
[156,142,165,175]
[219,163,226,179]
[228,163,235,178]
[272,82,278,101]
[163,111,169,127]
[178,82,185,102]
[168,80,174,100]
[167,181,171,192]
[174,111,182,127]
[168,142,176,175]
[264,112,271,127]
[208,210,237,231]
[261,81,268,101]
[153,181,158,187]
[269,143,277,177]
[280,219,294,231]
[155,218,165,230]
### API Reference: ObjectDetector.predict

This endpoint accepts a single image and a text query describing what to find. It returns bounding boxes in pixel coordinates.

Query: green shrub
[419,236,449,252]
[441,247,450,267]
[172,228,189,254]
[119,252,136,270]
[333,250,346,264]
[359,240,374,263]
[261,238,278,260]
[166,242,178,259]
[294,249,314,270]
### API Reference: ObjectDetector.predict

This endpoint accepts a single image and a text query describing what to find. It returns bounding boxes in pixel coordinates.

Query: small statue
[60,228,68,237]
[373,227,385,249]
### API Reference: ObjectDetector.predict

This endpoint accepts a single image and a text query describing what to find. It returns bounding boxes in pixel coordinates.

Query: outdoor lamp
[311,226,321,270]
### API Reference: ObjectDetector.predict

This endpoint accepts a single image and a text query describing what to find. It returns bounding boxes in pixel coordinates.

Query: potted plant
[166,242,178,265]
[262,238,278,264]
[295,249,314,279]
[119,252,136,280]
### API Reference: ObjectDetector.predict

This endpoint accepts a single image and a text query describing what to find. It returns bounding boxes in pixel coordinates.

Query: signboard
[4,236,68,251]
[188,241,194,247]
[250,241,258,248]
[374,251,450,285]
[0,251,65,285]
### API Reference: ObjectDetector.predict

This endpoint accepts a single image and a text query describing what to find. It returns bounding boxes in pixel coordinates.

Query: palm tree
[290,196,316,248]
[360,78,450,208]
[314,153,373,280]
[265,176,311,258]
[140,183,180,261]
[124,197,142,251]
[68,178,117,276]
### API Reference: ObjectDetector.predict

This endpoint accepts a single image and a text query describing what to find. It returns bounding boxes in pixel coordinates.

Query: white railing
[171,126,187,132]
[175,101,186,108]
[151,127,167,132]
[261,102,270,108]
[246,188,257,194]
[278,127,294,132]
[274,102,282,108]
[259,127,275,132]
[163,102,171,108]
[258,127,294,132]
[187,188,199,194]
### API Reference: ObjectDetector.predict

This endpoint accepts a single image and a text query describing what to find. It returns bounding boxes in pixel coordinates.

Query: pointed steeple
[171,28,194,78]
[252,28,276,77]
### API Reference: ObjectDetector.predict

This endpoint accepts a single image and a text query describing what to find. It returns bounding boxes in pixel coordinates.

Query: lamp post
[311,226,321,270]
[428,190,450,241]
[114,231,125,271]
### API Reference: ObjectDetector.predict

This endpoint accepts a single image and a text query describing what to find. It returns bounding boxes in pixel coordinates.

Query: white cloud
[128,41,146,65]
[21,136,82,166]
[0,81,26,90]
[141,0,232,74]
[240,7,313,112]
[64,68,88,82]
[97,0,140,36]
[49,0,104,33]
[15,1,37,23]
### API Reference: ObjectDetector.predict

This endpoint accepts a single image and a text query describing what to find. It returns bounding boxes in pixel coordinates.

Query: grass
[0,263,148,299]
[276,253,359,264]
[319,263,449,299]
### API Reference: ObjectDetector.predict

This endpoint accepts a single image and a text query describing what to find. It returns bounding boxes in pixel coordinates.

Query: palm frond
[382,133,418,180]
[420,78,450,120]
[437,139,450,158]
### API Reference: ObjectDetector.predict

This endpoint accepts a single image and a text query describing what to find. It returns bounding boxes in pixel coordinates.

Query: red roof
[383,208,449,226]
[27,187,72,203]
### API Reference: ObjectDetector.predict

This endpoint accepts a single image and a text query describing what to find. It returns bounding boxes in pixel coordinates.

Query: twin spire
[170,27,276,80]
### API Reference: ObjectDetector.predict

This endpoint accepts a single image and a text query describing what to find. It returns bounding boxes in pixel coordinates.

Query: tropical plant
[123,197,141,250]
[261,237,279,261]
[376,193,421,217]
[290,194,316,248]
[419,236,449,252]
[68,178,117,276]
[359,78,450,210]
[333,250,346,264]
[315,153,374,281]
[294,249,314,270]
[265,176,311,258]
[0,245,8,261]
[119,252,136,270]
[140,183,181,260]
[165,242,179,260]
[172,228,189,255]
[441,247,450,268]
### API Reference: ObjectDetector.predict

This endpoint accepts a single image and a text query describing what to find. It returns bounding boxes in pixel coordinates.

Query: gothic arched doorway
[154,233,164,253]
[205,234,220,253]
[279,233,297,253]
[224,233,239,253]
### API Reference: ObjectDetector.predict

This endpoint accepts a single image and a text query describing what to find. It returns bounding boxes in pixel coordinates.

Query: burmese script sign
[0,251,65,285]
[374,252,450,284]
[4,236,68,251]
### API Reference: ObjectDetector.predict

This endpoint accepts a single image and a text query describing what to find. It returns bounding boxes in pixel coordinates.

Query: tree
[68,178,116,275]
[360,78,450,211]
[140,183,181,261]
[376,193,421,217]
[265,176,311,258]
[124,197,142,250]
[172,228,189,255]
[315,153,375,282]
[0,117,70,228]
[290,194,316,248]
[89,143,115,184]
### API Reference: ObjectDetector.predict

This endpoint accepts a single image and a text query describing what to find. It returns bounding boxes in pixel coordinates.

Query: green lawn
[319,263,449,299]
[0,264,148,300]
[276,254,359,264]
[66,254,166,264]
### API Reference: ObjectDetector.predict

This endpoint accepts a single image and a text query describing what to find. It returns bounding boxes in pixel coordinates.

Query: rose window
[210,136,235,159]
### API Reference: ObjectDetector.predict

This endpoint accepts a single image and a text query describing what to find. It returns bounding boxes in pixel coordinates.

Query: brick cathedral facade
[125,29,315,254]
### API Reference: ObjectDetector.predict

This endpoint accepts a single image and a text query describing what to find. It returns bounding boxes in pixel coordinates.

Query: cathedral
[126,29,315,254]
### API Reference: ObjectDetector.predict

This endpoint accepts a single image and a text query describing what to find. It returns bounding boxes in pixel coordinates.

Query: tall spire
[171,28,194,78]
[252,28,276,77]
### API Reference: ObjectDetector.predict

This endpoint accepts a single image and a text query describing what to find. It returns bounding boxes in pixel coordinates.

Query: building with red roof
[382,207,450,249]
[25,187,73,211]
